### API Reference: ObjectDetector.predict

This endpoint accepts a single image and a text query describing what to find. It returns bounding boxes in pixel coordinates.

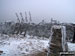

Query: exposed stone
[47,25,68,56]
[0,50,3,55]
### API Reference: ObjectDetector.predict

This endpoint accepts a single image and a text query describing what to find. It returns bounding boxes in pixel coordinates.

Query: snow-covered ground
[67,42,75,51]
[0,34,49,56]
[0,34,75,56]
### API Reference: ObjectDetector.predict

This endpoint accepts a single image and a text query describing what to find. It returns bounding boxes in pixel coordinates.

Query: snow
[0,34,49,56]
[1,34,75,56]
[67,42,75,51]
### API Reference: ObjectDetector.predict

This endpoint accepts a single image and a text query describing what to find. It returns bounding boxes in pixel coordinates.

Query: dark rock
[0,50,3,55]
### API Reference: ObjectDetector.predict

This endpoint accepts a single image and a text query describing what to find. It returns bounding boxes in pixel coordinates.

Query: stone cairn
[47,25,68,56]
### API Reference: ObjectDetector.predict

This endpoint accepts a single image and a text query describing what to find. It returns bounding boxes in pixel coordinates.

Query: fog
[0,0,75,23]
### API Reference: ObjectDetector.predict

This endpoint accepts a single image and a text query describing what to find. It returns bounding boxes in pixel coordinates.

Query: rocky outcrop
[48,25,68,56]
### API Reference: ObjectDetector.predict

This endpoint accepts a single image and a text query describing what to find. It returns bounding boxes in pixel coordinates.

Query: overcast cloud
[0,0,75,23]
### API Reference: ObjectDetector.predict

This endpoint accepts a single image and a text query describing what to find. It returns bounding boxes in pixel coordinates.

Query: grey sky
[0,0,75,23]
